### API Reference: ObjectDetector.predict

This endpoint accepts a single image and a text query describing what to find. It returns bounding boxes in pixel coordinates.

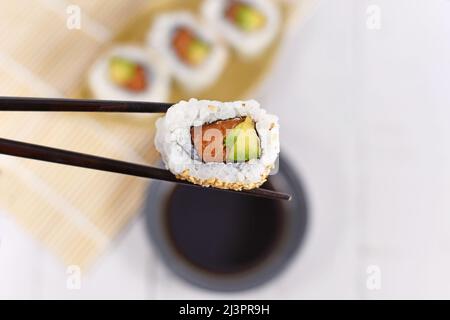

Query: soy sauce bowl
[144,156,308,292]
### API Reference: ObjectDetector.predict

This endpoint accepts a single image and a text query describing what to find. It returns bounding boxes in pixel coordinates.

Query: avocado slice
[188,39,210,65]
[236,5,266,31]
[109,57,138,85]
[225,116,261,162]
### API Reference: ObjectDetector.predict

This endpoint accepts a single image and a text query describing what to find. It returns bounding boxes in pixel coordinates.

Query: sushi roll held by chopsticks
[148,12,228,92]
[89,46,170,103]
[155,99,280,190]
[202,0,280,58]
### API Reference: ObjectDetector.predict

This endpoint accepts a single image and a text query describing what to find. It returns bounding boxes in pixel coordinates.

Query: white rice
[202,0,281,58]
[89,45,170,102]
[155,99,280,190]
[147,11,228,92]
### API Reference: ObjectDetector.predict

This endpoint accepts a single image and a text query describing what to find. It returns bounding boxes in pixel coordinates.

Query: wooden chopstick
[0,96,171,113]
[0,137,291,201]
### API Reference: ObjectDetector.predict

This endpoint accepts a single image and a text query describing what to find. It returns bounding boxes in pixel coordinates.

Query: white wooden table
[1,0,450,299]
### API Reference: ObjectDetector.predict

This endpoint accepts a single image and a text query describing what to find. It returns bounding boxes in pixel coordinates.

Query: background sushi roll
[202,0,281,57]
[155,99,280,190]
[148,12,228,92]
[89,45,170,102]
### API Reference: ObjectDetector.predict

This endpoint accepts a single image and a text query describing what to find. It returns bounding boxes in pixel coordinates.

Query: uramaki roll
[202,0,281,58]
[89,45,170,102]
[147,12,228,92]
[155,99,280,190]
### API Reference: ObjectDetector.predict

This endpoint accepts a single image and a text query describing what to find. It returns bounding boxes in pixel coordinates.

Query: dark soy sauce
[164,182,286,275]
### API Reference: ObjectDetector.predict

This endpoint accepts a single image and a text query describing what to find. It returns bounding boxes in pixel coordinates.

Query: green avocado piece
[188,40,210,65]
[235,6,266,31]
[109,57,137,85]
[225,116,261,162]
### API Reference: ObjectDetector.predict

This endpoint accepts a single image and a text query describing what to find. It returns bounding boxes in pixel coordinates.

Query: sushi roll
[148,12,228,92]
[202,0,280,57]
[155,99,280,190]
[89,45,170,102]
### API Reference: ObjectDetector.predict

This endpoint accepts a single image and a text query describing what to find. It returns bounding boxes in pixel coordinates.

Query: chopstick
[0,137,292,201]
[0,96,171,113]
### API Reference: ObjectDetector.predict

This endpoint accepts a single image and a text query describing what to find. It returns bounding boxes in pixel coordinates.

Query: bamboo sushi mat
[0,0,160,269]
[0,0,312,269]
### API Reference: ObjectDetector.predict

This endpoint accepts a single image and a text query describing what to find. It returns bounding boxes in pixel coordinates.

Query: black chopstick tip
[276,193,292,201]
[242,187,292,201]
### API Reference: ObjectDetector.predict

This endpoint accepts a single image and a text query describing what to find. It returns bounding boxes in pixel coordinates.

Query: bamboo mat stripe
[0,52,62,97]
